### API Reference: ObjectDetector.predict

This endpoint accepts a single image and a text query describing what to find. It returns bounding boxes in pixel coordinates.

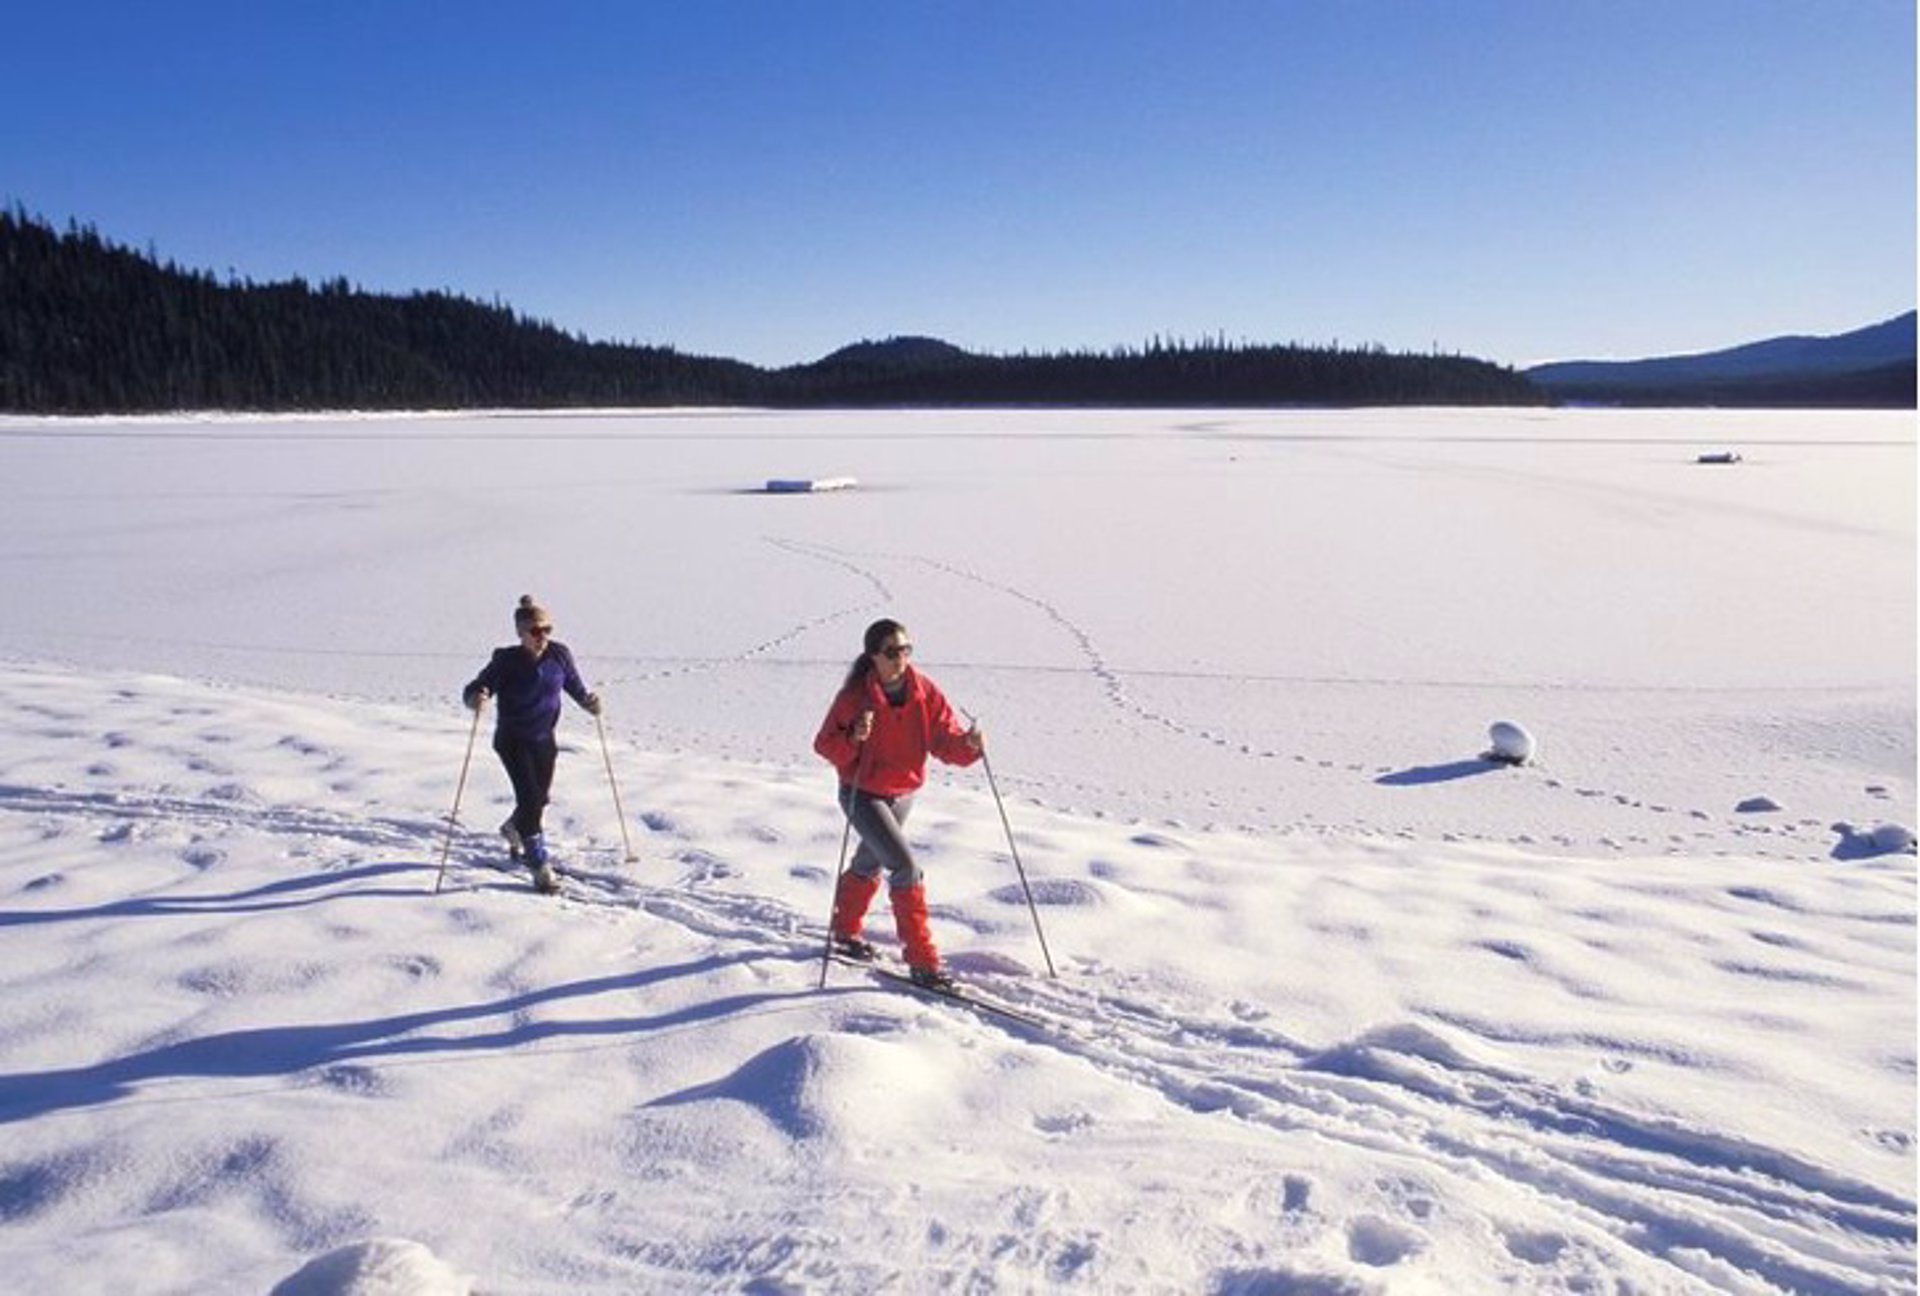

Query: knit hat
[513,594,552,629]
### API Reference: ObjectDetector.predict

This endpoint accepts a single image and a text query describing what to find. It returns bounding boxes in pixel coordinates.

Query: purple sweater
[463,642,591,741]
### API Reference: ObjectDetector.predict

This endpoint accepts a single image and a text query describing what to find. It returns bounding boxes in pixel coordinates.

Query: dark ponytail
[513,594,551,629]
[842,617,906,691]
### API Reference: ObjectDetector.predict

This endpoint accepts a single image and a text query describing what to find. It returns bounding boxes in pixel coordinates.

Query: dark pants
[838,786,922,888]
[495,732,558,840]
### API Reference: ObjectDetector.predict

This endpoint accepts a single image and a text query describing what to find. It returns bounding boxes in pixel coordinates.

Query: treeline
[1529,364,1916,410]
[1,208,1544,413]
[788,335,1541,407]
[0,209,757,411]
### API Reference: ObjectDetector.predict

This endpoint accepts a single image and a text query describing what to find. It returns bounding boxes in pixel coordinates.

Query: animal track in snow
[594,536,890,689]
[767,542,1853,857]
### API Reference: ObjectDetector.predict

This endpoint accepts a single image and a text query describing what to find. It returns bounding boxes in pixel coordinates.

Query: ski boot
[831,935,878,962]
[526,834,559,895]
[908,965,956,993]
[500,817,525,861]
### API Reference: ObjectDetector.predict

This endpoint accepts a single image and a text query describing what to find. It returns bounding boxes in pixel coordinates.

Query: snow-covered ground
[0,407,1912,1293]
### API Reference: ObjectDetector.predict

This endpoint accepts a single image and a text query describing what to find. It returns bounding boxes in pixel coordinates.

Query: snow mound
[1832,820,1919,858]
[1300,1022,1487,1077]
[1868,822,1917,854]
[270,1238,471,1296]
[652,1031,954,1143]
[765,476,857,493]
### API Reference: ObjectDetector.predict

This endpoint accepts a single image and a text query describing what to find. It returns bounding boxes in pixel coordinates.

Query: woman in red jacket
[814,618,982,989]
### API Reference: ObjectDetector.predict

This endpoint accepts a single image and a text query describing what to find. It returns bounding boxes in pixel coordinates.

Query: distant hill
[808,335,975,369]
[0,207,1543,412]
[1526,313,1916,408]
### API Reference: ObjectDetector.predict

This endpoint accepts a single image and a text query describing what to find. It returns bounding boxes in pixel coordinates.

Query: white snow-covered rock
[1868,822,1917,854]
[765,476,857,493]
[269,1239,472,1296]
[1486,720,1536,765]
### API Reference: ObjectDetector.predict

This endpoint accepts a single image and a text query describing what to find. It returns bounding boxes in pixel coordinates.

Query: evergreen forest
[1,208,1548,413]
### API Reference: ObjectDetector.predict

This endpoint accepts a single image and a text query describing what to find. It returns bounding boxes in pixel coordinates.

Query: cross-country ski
[825,953,1053,1031]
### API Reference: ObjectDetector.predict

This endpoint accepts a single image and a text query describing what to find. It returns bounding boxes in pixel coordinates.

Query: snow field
[0,406,1910,1291]
[0,662,1910,1292]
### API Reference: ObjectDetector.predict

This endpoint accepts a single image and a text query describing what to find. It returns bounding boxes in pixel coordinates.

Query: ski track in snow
[591,536,893,689]
[3,679,1904,1290]
[15,834,1909,1293]
[9,742,1897,1290]
[558,850,1917,1296]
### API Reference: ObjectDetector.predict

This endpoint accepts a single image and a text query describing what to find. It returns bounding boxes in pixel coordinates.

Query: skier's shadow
[0,861,425,928]
[0,950,850,1126]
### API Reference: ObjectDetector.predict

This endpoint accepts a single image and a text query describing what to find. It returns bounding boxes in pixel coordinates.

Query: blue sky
[4,1,1913,368]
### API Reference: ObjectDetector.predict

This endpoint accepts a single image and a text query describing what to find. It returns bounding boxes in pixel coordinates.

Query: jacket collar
[864,664,922,706]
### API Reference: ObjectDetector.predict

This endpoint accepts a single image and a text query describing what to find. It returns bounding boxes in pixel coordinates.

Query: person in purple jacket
[462,595,602,893]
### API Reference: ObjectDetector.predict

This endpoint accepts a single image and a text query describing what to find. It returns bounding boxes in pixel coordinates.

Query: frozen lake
[3,405,1912,849]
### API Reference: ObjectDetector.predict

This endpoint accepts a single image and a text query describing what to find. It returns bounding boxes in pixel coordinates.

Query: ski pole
[818,714,876,989]
[596,710,638,863]
[433,698,486,895]
[967,714,1058,978]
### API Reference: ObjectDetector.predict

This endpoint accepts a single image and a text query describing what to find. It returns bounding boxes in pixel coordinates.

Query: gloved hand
[584,692,604,716]
[467,687,491,713]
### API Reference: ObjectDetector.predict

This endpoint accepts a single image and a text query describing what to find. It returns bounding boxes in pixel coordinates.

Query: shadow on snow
[0,866,843,1125]
[1373,759,1504,787]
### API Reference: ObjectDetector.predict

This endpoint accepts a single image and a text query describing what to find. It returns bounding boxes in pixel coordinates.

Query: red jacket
[814,667,980,797]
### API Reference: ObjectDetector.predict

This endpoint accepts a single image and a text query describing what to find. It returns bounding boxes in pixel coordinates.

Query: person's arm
[924,681,983,767]
[462,651,502,710]
[557,644,602,714]
[813,688,867,769]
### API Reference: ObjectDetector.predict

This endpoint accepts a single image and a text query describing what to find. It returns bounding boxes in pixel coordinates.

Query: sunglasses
[523,624,554,637]
[880,643,913,660]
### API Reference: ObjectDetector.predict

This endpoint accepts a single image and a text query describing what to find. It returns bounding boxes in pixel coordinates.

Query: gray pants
[838,786,922,888]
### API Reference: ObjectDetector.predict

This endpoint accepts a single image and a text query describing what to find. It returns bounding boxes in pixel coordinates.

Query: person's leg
[528,736,558,833]
[497,734,558,877]
[889,882,940,974]
[836,790,921,952]
[830,871,882,943]
[494,735,543,840]
[840,788,919,883]
[839,791,940,971]
[495,741,556,840]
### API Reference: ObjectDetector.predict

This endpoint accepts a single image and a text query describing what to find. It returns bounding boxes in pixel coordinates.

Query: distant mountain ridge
[1526,313,1916,408]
